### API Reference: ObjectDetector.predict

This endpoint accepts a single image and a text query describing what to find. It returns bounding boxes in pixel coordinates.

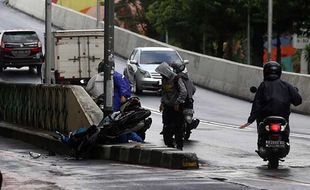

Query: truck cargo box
[53,29,104,85]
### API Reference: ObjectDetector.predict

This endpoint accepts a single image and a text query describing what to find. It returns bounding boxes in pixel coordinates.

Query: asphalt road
[0,135,255,190]
[1,1,310,189]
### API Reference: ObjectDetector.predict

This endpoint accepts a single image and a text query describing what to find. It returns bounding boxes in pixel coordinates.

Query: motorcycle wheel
[268,157,279,169]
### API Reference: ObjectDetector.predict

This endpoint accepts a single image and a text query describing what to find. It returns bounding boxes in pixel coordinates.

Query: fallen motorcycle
[54,97,152,156]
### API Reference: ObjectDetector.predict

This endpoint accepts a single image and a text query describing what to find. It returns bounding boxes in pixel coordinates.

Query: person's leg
[163,126,174,147]
[256,120,265,149]
[162,106,175,148]
[0,171,2,189]
[285,123,290,142]
[174,111,185,150]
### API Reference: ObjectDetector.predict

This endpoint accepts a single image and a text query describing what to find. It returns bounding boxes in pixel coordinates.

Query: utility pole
[103,0,115,117]
[267,0,273,61]
[247,0,251,65]
[165,30,169,44]
[96,0,100,28]
[45,0,52,84]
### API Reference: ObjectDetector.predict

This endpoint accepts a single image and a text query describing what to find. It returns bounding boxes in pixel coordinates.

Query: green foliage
[115,0,149,34]
[116,0,310,65]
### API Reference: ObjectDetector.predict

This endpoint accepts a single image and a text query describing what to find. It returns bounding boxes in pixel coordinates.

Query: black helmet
[169,62,186,73]
[263,61,282,80]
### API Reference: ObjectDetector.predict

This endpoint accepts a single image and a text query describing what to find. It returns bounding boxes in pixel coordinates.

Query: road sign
[293,34,310,49]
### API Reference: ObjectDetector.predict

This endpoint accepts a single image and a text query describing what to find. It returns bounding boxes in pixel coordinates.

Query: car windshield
[3,32,39,43]
[140,50,182,65]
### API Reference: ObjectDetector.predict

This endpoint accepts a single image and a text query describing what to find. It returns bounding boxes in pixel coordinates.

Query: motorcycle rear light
[270,123,281,132]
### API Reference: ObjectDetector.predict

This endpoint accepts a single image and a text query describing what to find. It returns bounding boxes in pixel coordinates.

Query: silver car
[123,47,188,94]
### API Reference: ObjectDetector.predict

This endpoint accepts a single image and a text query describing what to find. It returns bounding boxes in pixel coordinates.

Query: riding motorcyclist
[156,62,187,150]
[240,61,302,149]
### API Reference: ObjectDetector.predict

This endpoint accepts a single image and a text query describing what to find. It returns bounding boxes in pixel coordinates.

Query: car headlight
[140,69,151,78]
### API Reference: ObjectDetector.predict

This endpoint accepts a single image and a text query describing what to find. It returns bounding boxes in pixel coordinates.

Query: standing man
[156,62,187,150]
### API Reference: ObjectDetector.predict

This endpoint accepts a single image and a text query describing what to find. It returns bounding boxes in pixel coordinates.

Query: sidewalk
[0,121,199,169]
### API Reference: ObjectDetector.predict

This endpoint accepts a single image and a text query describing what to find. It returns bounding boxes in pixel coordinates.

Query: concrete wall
[7,0,310,115]
[0,82,102,132]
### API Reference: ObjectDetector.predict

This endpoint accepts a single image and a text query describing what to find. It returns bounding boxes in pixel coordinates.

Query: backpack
[175,74,195,109]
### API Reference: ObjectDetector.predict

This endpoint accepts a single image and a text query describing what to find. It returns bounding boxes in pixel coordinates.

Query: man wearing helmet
[240,61,302,147]
[155,62,187,150]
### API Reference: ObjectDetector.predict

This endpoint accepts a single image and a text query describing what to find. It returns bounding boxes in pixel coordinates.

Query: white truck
[52,29,104,85]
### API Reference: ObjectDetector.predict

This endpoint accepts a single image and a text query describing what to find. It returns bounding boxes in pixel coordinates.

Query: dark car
[123,47,188,94]
[0,30,43,74]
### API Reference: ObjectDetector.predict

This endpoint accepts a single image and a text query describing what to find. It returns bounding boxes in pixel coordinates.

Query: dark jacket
[161,76,187,107]
[247,78,302,124]
[176,72,196,109]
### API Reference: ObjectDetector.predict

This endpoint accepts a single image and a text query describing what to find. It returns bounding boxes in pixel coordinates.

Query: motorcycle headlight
[140,69,151,78]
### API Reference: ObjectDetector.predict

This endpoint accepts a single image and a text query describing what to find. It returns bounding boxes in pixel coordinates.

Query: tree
[142,0,310,67]
[146,0,247,57]
[115,0,148,34]
[146,0,190,45]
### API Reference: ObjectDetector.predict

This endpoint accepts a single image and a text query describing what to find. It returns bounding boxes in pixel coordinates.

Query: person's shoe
[189,119,200,130]
[176,146,183,151]
[167,144,175,148]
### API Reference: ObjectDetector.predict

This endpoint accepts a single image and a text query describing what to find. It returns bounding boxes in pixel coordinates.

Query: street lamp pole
[103,0,115,117]
[267,0,273,61]
[96,0,100,28]
[247,0,251,65]
[45,0,52,84]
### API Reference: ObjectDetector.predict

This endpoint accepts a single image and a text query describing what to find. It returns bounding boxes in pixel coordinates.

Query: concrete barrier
[0,82,102,132]
[7,0,310,115]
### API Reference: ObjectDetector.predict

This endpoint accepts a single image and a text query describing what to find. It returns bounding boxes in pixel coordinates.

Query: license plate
[12,50,30,57]
[266,140,285,148]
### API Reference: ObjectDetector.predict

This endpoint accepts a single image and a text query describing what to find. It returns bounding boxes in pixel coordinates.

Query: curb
[0,122,199,169]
